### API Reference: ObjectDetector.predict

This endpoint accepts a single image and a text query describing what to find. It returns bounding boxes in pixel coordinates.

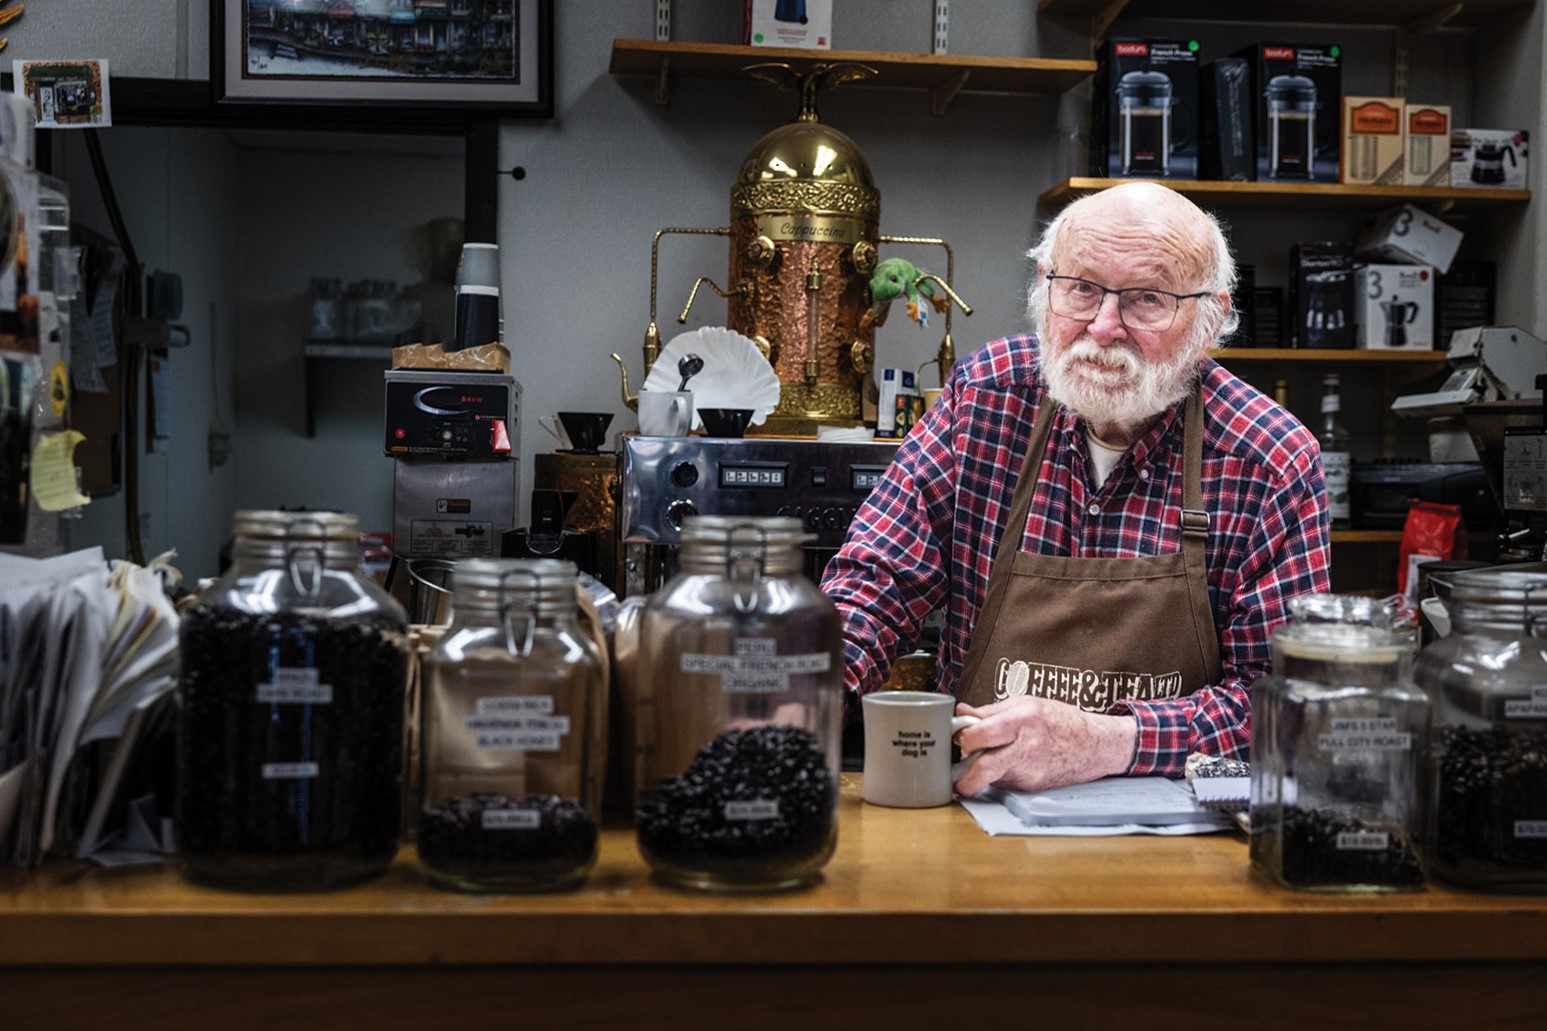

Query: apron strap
[1178,386,1223,682]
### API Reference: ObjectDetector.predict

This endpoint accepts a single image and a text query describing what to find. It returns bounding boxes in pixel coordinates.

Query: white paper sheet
[960,783,1234,837]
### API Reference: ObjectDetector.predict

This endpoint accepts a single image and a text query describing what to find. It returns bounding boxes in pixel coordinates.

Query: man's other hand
[951,697,1139,797]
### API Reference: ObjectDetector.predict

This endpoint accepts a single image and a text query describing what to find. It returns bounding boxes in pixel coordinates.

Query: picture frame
[211,0,553,124]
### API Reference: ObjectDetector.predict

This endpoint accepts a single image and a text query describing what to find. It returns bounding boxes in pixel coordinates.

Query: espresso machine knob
[667,499,699,530]
[670,462,699,487]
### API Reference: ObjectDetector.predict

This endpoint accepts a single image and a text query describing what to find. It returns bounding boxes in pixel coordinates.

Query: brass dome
[732,120,879,219]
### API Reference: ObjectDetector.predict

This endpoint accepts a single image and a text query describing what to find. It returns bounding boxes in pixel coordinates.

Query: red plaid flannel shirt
[820,334,1332,775]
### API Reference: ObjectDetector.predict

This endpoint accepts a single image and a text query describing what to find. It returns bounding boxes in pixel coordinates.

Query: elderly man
[821,182,1331,797]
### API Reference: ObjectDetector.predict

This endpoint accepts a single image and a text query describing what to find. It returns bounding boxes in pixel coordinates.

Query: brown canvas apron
[956,386,1224,711]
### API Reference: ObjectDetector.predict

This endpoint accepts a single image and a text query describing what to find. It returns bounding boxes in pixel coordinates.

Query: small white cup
[537,414,572,450]
[637,390,694,437]
[861,691,981,808]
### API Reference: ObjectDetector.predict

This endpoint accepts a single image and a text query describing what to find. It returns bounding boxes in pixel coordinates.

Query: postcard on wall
[11,59,112,129]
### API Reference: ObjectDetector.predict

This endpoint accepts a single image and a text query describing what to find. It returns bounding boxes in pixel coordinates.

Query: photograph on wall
[11,59,112,129]
[215,0,552,115]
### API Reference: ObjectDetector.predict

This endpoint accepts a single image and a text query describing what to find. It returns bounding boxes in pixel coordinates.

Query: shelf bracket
[1393,2,1462,96]
[931,69,970,116]
[1092,0,1131,53]
[653,55,673,107]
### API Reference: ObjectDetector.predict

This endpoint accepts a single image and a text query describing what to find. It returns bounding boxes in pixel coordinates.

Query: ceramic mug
[637,390,694,437]
[861,691,982,808]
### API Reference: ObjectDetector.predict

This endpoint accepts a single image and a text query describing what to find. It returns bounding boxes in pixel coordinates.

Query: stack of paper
[0,547,181,865]
[961,777,1234,837]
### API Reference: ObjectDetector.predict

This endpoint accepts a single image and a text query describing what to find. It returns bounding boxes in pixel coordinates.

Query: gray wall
[11,1,1547,577]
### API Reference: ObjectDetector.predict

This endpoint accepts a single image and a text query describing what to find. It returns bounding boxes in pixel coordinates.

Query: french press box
[1092,38,1199,179]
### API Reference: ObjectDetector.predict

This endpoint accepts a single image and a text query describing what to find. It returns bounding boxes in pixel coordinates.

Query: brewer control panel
[384,369,519,459]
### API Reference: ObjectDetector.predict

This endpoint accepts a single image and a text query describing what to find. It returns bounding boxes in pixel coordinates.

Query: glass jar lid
[1448,569,1547,629]
[1277,593,1410,665]
[452,558,578,615]
[679,515,812,573]
[230,509,361,565]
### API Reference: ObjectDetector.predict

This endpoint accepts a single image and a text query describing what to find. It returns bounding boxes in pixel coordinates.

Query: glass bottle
[1250,594,1428,892]
[635,516,843,892]
[1273,378,1290,409]
[1318,373,1352,530]
[176,511,409,891]
[417,558,605,892]
[1414,569,1547,891]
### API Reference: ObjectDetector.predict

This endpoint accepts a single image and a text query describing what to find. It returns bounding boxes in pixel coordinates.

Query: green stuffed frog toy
[865,257,951,329]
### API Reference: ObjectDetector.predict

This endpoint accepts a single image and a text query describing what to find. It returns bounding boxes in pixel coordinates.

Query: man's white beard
[1041,331,1204,432]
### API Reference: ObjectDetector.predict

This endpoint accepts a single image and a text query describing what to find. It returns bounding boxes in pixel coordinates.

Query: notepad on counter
[1189,777,1250,810]
[1001,776,1220,827]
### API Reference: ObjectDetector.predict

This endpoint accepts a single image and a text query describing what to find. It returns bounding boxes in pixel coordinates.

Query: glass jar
[1250,594,1428,892]
[635,516,842,892]
[1414,569,1547,891]
[176,511,409,891]
[417,559,605,892]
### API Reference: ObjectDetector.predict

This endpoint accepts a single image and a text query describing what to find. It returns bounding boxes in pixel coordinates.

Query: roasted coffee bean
[176,606,407,889]
[1278,806,1425,888]
[1431,725,1547,874]
[636,725,836,867]
[418,793,597,885]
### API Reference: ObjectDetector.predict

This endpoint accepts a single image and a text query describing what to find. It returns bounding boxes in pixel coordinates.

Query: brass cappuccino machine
[612,62,970,436]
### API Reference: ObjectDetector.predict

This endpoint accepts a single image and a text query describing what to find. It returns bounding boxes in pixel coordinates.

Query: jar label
[682,639,832,694]
[1317,718,1410,752]
[477,696,554,715]
[482,809,542,830]
[1504,690,1547,719]
[261,761,320,780]
[255,667,333,705]
[1336,830,1390,851]
[724,799,781,821]
[1515,821,1547,839]
[465,713,570,750]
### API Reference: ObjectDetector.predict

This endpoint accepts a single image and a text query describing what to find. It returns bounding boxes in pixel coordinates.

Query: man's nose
[1086,289,1128,343]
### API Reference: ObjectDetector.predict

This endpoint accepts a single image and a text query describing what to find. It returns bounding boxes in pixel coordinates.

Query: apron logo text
[992,658,1184,710]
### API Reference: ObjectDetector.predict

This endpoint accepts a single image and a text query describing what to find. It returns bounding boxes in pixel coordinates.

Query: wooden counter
[5,774,1547,1028]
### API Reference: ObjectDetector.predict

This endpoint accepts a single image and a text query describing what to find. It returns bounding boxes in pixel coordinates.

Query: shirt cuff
[1108,700,1186,777]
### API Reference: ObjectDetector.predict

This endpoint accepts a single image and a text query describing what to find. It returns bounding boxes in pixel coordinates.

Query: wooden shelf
[303,341,395,360]
[1332,529,1404,543]
[1210,347,1447,364]
[609,39,1095,110]
[1041,177,1531,212]
[1038,0,1533,28]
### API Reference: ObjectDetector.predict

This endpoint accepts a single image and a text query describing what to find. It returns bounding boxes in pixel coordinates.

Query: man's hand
[952,697,1139,797]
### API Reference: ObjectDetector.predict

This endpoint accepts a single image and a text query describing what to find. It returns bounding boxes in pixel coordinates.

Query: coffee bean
[418,793,597,889]
[1276,806,1425,888]
[1429,725,1547,879]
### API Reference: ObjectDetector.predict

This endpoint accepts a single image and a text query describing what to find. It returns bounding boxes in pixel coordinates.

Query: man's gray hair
[1024,196,1240,345]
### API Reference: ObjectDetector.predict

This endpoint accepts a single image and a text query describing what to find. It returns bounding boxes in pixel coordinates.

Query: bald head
[1026,183,1239,342]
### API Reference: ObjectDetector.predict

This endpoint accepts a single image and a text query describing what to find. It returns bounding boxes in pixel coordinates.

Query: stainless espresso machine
[384,368,522,564]
[619,435,900,597]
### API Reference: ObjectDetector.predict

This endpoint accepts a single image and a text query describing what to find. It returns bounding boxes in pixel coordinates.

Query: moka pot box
[1353,264,1435,350]
[1092,38,1200,179]
[1237,42,1342,182]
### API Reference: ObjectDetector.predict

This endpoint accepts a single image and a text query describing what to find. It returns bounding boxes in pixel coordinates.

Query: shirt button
[1087,503,1100,515]
[1139,469,1151,480]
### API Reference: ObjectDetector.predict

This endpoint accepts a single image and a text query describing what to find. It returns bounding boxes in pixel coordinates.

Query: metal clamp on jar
[634,516,843,892]
[1250,594,1428,892]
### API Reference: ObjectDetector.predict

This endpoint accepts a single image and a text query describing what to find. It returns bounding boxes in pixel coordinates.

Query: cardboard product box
[1353,264,1435,350]
[744,0,832,49]
[876,367,919,439]
[1451,128,1529,189]
[1405,104,1452,186]
[1199,58,1255,181]
[1436,259,1496,347]
[1288,241,1355,348]
[1341,96,1404,185]
[1236,42,1342,182]
[1354,203,1463,273]
[1091,38,1200,180]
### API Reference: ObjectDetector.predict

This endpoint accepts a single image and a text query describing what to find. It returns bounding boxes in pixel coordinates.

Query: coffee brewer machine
[1471,140,1517,185]
[613,62,971,436]
[384,368,522,564]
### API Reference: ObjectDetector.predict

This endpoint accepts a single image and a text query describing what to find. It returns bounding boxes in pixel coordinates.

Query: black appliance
[1350,461,1499,531]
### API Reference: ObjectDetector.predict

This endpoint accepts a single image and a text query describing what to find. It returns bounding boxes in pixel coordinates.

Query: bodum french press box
[1237,42,1342,182]
[1092,38,1200,180]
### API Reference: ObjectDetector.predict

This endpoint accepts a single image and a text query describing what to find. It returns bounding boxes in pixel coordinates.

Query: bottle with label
[176,511,409,891]
[1250,594,1428,892]
[418,558,605,892]
[635,516,843,891]
[1319,373,1353,529]
[1273,379,1290,409]
[1414,569,1547,890]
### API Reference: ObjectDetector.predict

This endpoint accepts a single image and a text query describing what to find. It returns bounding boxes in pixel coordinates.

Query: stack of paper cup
[451,242,501,351]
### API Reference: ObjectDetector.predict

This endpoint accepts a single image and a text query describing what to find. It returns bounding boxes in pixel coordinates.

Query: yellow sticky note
[30,430,92,512]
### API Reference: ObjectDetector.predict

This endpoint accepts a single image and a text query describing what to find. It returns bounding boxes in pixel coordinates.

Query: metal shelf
[1041,178,1530,212]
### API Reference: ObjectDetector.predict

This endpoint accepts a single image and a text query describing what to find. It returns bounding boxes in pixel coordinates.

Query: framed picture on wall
[211,0,553,123]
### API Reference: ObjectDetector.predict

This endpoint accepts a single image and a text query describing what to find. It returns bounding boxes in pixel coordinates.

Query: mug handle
[949,714,982,784]
[538,414,563,443]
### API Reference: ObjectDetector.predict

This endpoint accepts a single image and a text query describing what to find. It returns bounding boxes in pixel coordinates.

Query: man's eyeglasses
[1045,273,1209,332]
